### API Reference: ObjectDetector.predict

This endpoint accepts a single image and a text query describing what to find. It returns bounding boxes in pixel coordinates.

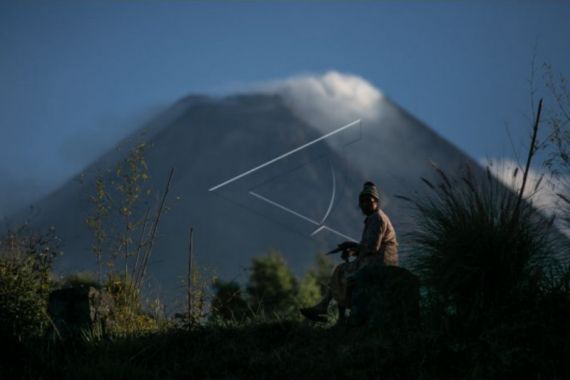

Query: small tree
[84,142,176,316]
[296,253,334,308]
[210,279,248,322]
[296,273,321,309]
[246,250,298,318]
[85,142,153,285]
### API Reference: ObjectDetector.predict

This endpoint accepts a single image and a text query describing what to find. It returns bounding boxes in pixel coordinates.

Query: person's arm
[360,213,385,257]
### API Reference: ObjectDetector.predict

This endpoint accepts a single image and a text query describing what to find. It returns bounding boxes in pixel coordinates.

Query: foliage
[85,142,154,285]
[0,251,51,341]
[307,252,334,294]
[210,279,248,322]
[179,263,212,327]
[295,271,321,308]
[0,226,60,341]
[296,252,334,308]
[246,250,298,317]
[18,320,425,380]
[403,165,554,316]
[542,63,570,177]
[209,252,334,323]
[103,273,160,336]
[397,158,570,378]
[83,142,175,334]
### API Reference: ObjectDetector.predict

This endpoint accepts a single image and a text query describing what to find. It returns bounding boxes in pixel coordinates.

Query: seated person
[301,181,399,323]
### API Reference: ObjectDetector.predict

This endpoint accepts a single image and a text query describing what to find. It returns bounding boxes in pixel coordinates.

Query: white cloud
[260,71,384,131]
[484,158,570,242]
[483,158,570,234]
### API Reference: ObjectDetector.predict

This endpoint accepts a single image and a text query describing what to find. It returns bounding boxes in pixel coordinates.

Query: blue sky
[1,1,569,216]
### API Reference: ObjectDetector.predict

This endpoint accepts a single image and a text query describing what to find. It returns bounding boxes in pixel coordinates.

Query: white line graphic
[249,191,320,226]
[319,161,336,225]
[250,190,357,242]
[208,119,361,191]
[310,225,358,243]
[211,120,361,242]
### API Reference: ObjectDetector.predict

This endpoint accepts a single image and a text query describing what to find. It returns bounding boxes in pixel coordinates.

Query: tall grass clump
[102,273,164,336]
[400,163,570,378]
[400,100,570,377]
[407,101,549,317]
[407,165,553,316]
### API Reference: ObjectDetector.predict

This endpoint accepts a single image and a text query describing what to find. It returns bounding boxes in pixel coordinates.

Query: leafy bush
[0,250,51,340]
[0,227,59,341]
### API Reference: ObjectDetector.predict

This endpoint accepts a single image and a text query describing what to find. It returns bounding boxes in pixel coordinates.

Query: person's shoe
[300,307,328,323]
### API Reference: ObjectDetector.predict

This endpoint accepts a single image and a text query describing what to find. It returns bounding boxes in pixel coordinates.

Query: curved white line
[319,160,336,225]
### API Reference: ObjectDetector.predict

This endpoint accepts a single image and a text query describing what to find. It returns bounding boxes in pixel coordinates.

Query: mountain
[8,90,483,305]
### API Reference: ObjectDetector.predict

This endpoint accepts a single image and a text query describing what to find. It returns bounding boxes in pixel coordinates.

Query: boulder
[349,265,420,330]
[48,286,113,336]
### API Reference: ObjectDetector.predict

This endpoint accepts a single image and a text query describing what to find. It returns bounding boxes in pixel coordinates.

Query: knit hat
[360,181,380,200]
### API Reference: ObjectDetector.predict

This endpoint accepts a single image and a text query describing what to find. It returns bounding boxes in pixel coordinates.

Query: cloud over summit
[261,71,384,131]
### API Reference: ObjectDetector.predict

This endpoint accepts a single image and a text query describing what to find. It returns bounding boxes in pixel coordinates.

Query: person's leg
[307,289,332,313]
[300,263,346,321]
[302,261,358,322]
[300,290,332,322]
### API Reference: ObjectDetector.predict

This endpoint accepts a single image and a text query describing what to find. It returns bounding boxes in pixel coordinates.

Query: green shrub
[0,235,54,341]
[0,251,50,340]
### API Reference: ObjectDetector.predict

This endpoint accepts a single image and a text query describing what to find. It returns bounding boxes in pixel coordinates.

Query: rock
[48,286,114,336]
[349,265,420,330]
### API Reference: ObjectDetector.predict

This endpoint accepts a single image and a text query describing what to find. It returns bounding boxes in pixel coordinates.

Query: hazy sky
[1,1,569,217]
